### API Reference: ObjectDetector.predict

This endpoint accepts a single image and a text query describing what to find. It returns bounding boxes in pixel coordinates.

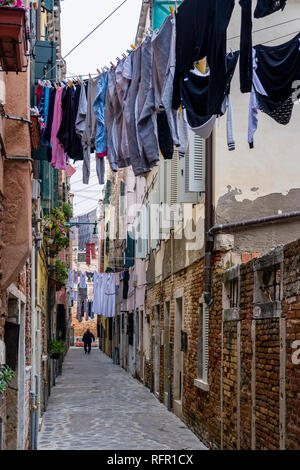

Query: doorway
[174,295,183,417]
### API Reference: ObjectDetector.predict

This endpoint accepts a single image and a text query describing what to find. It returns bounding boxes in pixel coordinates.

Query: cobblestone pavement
[38,347,207,450]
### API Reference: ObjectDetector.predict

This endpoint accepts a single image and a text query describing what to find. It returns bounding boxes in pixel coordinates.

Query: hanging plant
[0,1,27,8]
[62,202,73,222]
[0,365,14,394]
[55,259,68,287]
[43,208,70,254]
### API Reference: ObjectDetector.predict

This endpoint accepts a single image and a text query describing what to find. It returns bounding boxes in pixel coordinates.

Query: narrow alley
[37,348,207,451]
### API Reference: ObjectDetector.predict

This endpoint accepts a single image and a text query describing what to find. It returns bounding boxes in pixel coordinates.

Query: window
[77,252,86,263]
[197,303,209,384]
[253,247,283,319]
[223,265,240,321]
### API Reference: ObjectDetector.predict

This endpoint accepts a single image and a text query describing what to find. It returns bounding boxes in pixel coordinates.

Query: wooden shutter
[34,40,57,81]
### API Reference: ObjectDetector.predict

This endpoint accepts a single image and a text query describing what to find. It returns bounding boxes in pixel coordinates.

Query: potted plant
[50,340,65,360]
[0,1,28,72]
[0,365,14,394]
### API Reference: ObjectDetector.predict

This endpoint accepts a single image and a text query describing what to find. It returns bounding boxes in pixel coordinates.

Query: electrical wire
[39,0,128,80]
[228,16,300,41]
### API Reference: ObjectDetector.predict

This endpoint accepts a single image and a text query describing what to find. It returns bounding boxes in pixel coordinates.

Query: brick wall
[142,240,300,450]
[283,239,300,449]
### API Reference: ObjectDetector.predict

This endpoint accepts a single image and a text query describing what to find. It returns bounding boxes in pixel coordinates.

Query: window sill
[194,378,209,392]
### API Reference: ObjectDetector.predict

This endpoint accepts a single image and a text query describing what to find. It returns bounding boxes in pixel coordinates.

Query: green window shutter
[41,0,53,12]
[52,168,59,209]
[34,40,57,82]
[32,146,48,161]
[152,1,182,29]
[125,232,135,268]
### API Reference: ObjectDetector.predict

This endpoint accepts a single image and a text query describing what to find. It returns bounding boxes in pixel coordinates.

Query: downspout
[204,133,214,307]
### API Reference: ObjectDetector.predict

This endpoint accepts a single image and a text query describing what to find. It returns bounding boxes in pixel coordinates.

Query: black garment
[255,32,300,103]
[82,331,95,345]
[157,112,174,160]
[43,87,56,145]
[180,51,240,126]
[57,85,83,161]
[254,0,287,18]
[84,343,91,354]
[253,33,300,127]
[239,0,253,93]
[173,0,235,115]
[123,269,129,300]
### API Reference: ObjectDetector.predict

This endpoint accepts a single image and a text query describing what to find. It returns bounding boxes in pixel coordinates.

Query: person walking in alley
[82,329,95,354]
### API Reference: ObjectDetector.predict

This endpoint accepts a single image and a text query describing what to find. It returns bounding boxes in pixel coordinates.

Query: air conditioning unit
[32,179,40,200]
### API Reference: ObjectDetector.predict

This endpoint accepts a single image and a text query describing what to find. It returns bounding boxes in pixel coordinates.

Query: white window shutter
[150,191,160,250]
[189,134,206,193]
[170,150,179,205]
[179,131,205,203]
[135,208,148,259]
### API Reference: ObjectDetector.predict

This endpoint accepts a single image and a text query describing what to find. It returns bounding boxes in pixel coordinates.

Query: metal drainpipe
[204,179,300,306]
[204,133,214,307]
[209,210,300,236]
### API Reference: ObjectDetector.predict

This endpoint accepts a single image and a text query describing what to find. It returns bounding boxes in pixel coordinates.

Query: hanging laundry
[83,76,105,185]
[50,87,67,170]
[86,243,96,265]
[93,72,108,157]
[103,273,116,318]
[123,269,130,300]
[105,68,120,172]
[68,269,75,289]
[173,0,236,115]
[136,35,160,169]
[43,86,57,160]
[124,49,152,176]
[152,14,180,149]
[92,272,105,315]
[57,84,84,161]
[115,56,131,166]
[79,272,87,289]
[78,212,91,250]
[254,0,287,18]
[180,51,239,149]
[248,33,300,148]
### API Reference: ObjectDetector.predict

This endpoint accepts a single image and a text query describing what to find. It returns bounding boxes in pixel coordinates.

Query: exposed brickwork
[141,241,300,450]
[283,239,300,450]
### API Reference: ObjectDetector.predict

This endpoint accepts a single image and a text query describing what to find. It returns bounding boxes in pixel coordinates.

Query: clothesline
[61,16,300,82]
[40,0,129,80]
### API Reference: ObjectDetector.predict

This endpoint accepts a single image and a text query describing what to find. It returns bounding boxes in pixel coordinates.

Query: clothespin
[77,76,82,85]
[194,57,207,74]
[97,68,101,76]
[130,44,136,50]
[122,53,127,59]
[175,1,178,13]
[89,73,92,80]
[68,79,73,87]
[169,5,174,17]
[116,57,121,63]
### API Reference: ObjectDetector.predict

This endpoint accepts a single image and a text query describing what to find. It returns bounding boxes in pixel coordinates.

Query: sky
[60,0,143,216]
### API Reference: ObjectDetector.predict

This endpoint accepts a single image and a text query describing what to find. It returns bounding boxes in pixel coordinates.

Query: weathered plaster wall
[214,1,300,251]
